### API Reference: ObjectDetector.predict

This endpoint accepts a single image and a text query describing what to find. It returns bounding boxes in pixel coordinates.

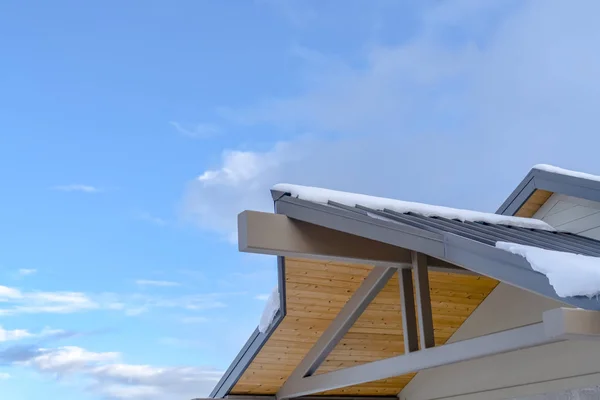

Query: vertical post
[412,251,435,349]
[398,268,419,353]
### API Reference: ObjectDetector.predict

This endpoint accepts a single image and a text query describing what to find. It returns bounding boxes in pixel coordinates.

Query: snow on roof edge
[258,286,280,334]
[496,241,600,298]
[273,183,555,231]
[533,164,600,184]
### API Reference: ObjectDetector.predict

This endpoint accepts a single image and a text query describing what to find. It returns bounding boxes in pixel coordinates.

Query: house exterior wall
[533,193,600,239]
[512,385,600,400]
[398,284,600,400]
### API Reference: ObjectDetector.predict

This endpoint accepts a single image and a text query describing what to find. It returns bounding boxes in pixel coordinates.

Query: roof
[498,164,600,217]
[210,181,600,398]
[272,189,600,309]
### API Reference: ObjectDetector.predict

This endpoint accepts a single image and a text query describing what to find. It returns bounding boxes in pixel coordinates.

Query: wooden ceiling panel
[515,189,553,217]
[230,258,498,396]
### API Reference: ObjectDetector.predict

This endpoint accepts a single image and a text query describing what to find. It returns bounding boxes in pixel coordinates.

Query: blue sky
[1,0,600,399]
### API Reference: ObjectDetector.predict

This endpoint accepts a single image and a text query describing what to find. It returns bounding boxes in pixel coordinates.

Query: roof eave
[497,167,600,216]
[210,256,287,398]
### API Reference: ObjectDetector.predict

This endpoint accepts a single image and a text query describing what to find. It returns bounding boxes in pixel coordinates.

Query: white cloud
[135,280,180,288]
[185,0,600,236]
[183,142,302,238]
[0,325,68,345]
[29,346,120,374]
[180,316,209,324]
[52,184,101,193]
[136,212,169,227]
[0,372,10,380]
[18,269,37,276]
[0,326,33,342]
[0,286,98,315]
[22,345,222,399]
[0,284,233,317]
[169,121,220,139]
[158,337,206,349]
[0,285,22,299]
[255,294,269,301]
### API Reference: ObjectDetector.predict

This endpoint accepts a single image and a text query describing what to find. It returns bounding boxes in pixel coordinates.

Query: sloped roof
[210,182,600,398]
[273,187,600,310]
[499,164,600,216]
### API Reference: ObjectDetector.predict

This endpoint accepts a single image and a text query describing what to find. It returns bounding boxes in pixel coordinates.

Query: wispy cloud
[0,325,67,343]
[0,285,98,316]
[180,316,209,324]
[0,373,10,380]
[135,280,180,288]
[0,326,33,342]
[169,121,220,139]
[12,345,222,399]
[255,294,270,301]
[158,337,206,349]
[0,284,233,317]
[135,212,169,226]
[18,269,36,276]
[51,184,101,193]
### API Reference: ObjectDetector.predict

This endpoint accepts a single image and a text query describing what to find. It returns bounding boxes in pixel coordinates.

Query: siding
[533,193,600,240]
[512,385,600,400]
[398,284,600,400]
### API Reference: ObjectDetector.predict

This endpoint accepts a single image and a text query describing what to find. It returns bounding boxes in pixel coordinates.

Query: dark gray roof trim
[276,193,600,311]
[498,167,600,216]
[210,256,287,398]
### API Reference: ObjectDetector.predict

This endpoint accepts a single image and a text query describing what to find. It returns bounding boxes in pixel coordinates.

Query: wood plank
[515,189,553,217]
[230,258,498,395]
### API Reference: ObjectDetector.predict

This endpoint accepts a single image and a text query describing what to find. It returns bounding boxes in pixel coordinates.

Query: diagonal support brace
[277,266,396,395]
[276,308,600,399]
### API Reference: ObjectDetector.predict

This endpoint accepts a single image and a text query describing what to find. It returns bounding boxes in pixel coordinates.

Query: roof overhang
[498,166,600,217]
[210,188,600,399]
[273,194,600,310]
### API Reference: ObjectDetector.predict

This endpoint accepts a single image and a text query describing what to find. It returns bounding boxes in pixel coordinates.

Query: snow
[496,241,600,298]
[273,184,555,231]
[258,286,280,333]
[533,164,600,183]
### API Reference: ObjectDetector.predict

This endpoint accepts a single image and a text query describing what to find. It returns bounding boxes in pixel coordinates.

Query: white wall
[398,284,600,400]
[533,193,600,239]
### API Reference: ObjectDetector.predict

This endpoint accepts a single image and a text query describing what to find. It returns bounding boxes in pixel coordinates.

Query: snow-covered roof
[273,183,555,231]
[496,242,600,298]
[533,164,600,183]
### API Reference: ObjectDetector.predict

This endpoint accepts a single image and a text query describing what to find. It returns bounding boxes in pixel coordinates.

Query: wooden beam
[238,210,473,273]
[398,268,418,353]
[412,251,435,349]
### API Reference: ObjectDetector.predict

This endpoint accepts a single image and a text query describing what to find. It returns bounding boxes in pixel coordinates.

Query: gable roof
[210,180,600,398]
[498,164,600,217]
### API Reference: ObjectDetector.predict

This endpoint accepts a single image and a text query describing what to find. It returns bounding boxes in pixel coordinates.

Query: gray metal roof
[498,166,600,216]
[274,193,600,311]
[326,200,600,257]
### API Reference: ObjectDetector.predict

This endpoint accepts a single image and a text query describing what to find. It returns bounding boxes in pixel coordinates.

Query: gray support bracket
[412,251,435,349]
[399,268,418,353]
